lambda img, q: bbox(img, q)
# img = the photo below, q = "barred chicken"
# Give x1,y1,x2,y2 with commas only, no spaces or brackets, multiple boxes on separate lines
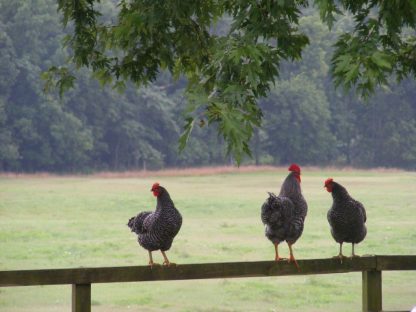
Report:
261,164,308,270
128,183,182,266
325,178,367,260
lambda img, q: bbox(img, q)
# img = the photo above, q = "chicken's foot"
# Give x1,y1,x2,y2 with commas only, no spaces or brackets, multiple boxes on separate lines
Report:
350,243,360,258
148,251,161,268
333,242,347,263
161,250,176,267
149,261,161,268
287,243,300,272
274,243,286,261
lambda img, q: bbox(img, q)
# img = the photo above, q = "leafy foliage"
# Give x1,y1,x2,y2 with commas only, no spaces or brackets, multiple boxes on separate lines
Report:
47,0,416,161
320,0,416,98
1,0,416,171
47,0,311,162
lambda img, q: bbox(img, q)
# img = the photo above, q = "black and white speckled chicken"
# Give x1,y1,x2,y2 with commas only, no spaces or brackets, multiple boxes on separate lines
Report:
325,178,367,260
261,164,308,270
128,183,182,266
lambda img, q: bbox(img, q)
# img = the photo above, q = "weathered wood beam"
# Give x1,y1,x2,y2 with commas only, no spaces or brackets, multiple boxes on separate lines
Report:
0,255,414,287
376,255,416,271
0,256,379,286
72,284,91,312
362,270,382,312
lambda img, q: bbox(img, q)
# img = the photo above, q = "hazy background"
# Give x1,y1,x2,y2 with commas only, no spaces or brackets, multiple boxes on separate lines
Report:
1,0,415,173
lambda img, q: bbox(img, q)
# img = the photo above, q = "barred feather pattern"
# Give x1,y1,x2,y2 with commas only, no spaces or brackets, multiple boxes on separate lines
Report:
327,182,367,244
127,186,182,252
261,172,308,245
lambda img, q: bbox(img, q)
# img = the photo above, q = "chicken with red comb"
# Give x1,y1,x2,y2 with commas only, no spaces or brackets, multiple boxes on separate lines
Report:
128,183,182,266
261,164,308,270
288,163,301,174
325,178,367,261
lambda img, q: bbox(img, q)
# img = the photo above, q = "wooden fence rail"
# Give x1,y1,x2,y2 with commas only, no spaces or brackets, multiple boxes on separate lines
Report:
0,255,415,312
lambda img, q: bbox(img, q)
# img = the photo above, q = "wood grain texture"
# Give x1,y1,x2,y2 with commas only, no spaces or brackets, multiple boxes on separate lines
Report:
1,255,414,312
362,270,382,312
72,284,91,312
1,255,414,287
376,255,416,271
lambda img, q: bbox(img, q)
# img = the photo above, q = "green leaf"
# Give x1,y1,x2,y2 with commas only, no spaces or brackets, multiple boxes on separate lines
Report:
334,54,353,74
370,51,393,70
344,63,360,83
41,66,75,98
178,117,195,152
56,74,76,98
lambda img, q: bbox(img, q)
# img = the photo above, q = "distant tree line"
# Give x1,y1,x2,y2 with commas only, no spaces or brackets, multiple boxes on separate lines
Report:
0,0,415,172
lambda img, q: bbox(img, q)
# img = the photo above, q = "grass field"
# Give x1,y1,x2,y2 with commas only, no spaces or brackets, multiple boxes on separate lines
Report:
0,167,415,311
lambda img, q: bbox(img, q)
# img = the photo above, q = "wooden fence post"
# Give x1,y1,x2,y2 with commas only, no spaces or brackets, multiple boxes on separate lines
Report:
362,270,382,312
72,284,91,312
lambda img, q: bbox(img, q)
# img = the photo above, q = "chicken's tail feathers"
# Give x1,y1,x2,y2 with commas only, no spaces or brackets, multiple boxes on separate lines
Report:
127,211,152,234
127,217,136,229
261,194,294,225
267,192,277,198
261,194,281,224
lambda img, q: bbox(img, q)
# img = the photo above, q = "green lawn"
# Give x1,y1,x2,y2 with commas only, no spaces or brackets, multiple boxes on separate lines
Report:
0,168,415,311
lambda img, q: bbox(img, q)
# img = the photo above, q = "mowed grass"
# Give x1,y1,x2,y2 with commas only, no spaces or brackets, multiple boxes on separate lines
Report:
0,167,415,312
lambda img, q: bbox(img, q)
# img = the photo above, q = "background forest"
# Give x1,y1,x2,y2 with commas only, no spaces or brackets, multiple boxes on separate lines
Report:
1,0,416,172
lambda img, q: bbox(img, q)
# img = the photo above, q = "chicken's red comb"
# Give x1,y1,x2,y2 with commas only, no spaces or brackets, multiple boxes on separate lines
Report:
151,182,160,189
288,163,301,173
324,178,333,187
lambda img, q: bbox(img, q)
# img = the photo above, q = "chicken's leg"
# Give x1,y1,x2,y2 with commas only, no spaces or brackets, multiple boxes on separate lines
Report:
274,243,285,261
148,251,160,268
333,242,346,263
351,243,360,257
161,250,176,266
287,243,300,271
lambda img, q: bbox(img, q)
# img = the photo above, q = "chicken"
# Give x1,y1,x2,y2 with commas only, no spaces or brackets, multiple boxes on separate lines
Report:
325,178,367,260
128,183,182,266
261,164,308,270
